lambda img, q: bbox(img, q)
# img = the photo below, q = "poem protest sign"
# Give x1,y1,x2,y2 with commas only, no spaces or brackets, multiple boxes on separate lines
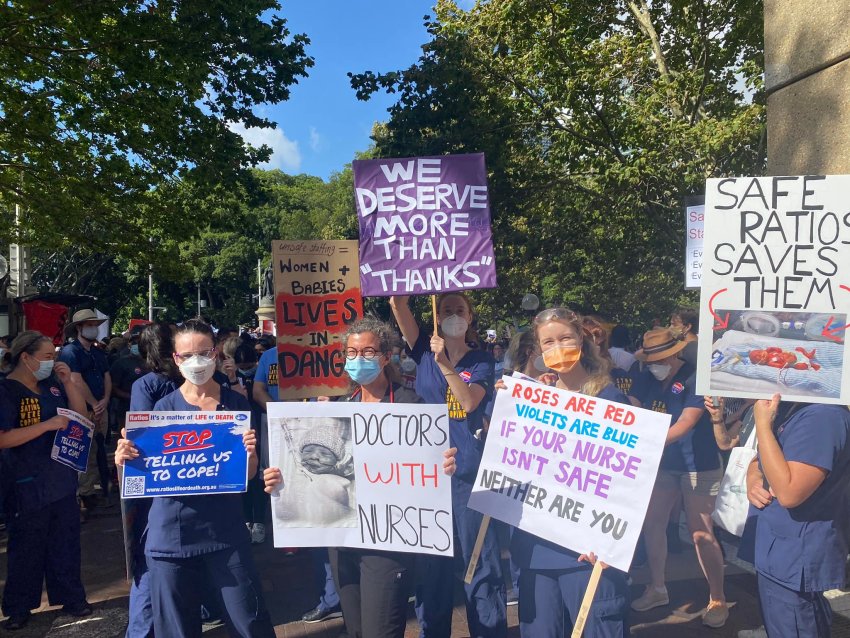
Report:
685,197,705,289
121,411,250,498
267,401,453,557
697,175,850,403
51,408,94,472
352,153,497,296
468,376,668,572
272,240,363,400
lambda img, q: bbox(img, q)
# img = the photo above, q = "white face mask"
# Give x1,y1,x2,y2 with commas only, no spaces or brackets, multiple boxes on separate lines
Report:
401,358,417,374
179,355,217,386
441,315,469,338
647,363,671,381
81,326,100,341
28,357,54,381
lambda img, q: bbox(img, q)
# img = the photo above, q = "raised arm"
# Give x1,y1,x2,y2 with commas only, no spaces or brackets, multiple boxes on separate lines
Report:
389,296,420,350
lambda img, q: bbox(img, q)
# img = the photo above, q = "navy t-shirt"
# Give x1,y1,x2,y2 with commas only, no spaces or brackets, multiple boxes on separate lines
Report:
0,377,79,513
130,372,181,412
144,387,251,557
409,332,494,481
755,404,850,592
511,383,629,570
641,363,720,472
58,339,109,401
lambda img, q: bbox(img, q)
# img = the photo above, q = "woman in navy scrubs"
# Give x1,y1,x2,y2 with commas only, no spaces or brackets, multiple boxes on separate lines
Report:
747,396,850,637
117,320,274,638
265,317,457,638
631,328,727,628
390,294,506,638
505,308,630,638
0,331,92,630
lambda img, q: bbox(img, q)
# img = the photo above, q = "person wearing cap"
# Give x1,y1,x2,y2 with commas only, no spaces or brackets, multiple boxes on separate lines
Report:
58,309,111,510
0,331,93,630
630,328,727,627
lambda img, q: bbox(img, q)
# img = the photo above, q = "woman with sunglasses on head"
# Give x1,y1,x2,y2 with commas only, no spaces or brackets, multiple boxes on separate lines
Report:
0,331,92,630
265,317,457,638
116,320,274,638
501,308,630,638
630,328,727,628
390,295,506,638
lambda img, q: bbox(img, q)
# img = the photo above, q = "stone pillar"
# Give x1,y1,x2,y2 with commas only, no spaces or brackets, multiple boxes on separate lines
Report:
765,1,850,175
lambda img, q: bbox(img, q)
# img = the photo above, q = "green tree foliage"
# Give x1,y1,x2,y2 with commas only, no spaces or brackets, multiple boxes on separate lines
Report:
350,0,765,330
0,0,312,256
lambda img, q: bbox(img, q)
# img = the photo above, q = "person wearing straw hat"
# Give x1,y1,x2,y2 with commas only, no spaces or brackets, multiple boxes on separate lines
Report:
58,309,111,511
630,328,728,628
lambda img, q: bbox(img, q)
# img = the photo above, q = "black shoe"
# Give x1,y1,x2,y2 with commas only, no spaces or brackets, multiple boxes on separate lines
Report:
3,612,31,630
302,605,342,623
62,602,93,617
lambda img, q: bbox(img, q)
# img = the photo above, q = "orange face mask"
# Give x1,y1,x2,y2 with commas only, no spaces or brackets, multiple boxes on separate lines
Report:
542,345,582,373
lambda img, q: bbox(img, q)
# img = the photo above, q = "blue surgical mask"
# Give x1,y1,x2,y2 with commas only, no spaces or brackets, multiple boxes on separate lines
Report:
130,344,140,356
391,354,401,365
344,357,383,385
238,366,257,378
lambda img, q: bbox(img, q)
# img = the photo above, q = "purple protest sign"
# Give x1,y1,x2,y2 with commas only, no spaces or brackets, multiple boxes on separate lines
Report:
353,153,497,296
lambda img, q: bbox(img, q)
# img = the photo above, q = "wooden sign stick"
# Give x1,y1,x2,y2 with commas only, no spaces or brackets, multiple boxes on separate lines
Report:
570,561,604,638
464,515,491,584
431,295,439,333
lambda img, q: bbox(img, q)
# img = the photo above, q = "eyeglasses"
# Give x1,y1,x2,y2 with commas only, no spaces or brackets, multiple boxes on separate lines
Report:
534,307,580,325
174,348,216,362
344,348,382,360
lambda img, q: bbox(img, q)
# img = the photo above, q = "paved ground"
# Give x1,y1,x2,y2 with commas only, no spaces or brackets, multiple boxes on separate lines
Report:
1,499,848,637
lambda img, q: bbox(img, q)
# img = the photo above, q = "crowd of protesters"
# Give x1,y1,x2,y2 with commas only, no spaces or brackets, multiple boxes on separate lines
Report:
0,297,845,638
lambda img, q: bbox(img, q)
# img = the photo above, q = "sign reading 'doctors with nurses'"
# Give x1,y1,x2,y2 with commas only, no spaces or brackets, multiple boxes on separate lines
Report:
468,376,668,572
685,198,705,289
267,401,453,557
352,153,498,296
51,408,94,472
696,175,850,404
121,411,250,498
272,240,363,400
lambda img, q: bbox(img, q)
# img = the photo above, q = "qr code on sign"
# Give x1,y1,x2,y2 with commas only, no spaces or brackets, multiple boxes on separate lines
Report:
124,476,146,496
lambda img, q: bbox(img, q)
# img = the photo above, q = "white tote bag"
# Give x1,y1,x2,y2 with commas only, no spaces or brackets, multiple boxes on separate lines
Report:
711,427,757,537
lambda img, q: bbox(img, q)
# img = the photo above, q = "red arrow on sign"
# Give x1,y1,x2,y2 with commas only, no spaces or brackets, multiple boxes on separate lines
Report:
821,316,850,342
709,288,730,330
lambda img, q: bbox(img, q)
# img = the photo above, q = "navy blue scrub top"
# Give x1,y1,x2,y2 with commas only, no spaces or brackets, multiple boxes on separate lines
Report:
641,362,720,473
409,332,494,481
755,404,850,592
58,339,109,401
130,372,181,412
511,384,629,570
0,377,78,514
144,387,251,557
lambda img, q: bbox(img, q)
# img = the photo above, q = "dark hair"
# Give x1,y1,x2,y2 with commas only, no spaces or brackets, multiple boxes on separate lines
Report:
257,335,276,351
139,322,180,381
10,331,53,368
504,331,537,376
177,319,216,342
234,343,258,365
672,307,699,335
610,325,630,348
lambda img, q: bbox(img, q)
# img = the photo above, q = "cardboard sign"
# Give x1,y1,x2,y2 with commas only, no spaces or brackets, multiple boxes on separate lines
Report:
121,411,250,498
353,153,497,295
51,408,94,472
267,401,453,557
468,376,668,572
696,175,850,403
685,198,705,289
272,240,363,400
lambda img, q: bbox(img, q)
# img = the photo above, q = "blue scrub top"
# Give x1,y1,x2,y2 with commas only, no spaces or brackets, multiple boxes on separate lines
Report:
640,362,720,473
255,347,279,403
144,387,252,557
409,332,494,481
0,377,79,514
511,383,629,570
58,339,109,401
130,372,181,411
755,404,850,592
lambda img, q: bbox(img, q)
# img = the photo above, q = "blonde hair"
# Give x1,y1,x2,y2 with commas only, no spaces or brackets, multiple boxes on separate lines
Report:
533,307,612,398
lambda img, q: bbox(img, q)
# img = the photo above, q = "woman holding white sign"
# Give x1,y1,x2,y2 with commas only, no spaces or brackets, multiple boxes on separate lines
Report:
116,320,274,638
264,318,457,638
390,294,507,638
631,328,727,628
500,308,631,638
0,331,92,630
